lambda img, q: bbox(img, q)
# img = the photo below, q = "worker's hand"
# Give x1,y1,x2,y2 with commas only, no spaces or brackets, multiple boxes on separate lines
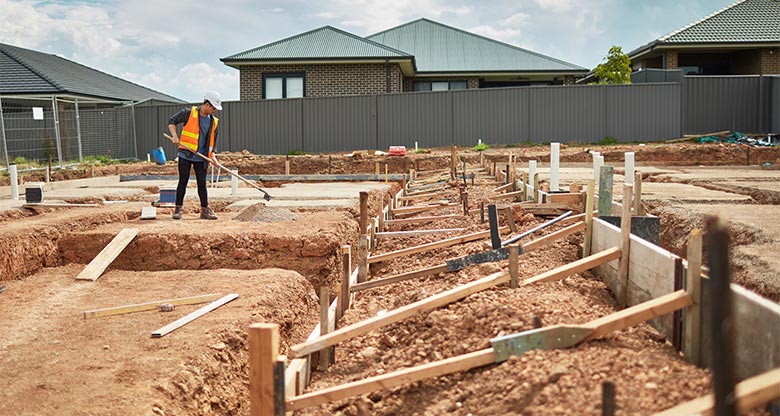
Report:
211,154,219,165
170,135,180,144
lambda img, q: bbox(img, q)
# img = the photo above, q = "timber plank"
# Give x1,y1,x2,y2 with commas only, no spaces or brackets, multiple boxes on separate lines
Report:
75,228,138,281
151,294,239,338
83,293,221,319
368,227,508,264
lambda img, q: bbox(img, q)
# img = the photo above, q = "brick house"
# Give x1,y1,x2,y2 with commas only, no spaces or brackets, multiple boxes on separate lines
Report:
221,19,587,100
628,0,780,75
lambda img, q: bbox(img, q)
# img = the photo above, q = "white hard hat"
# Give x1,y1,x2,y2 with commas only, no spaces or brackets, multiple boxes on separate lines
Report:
204,91,222,110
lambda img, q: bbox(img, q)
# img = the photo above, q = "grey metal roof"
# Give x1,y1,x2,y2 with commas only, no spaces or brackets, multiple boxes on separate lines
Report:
0,43,184,103
222,26,414,62
367,18,587,73
629,0,780,56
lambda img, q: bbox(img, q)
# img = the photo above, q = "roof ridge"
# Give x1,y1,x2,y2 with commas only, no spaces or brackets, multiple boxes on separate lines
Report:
367,17,429,38
370,18,585,70
222,25,412,61
658,0,748,41
0,43,63,91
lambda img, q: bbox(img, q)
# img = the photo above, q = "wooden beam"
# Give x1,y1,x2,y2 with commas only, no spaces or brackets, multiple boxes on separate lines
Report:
376,228,466,239
547,193,584,204
83,293,221,319
509,244,519,289
683,228,703,365
651,367,780,416
584,179,595,257
491,182,514,193
391,203,459,217
384,214,462,226
286,348,495,411
520,247,621,287
351,264,450,292
397,191,445,201
357,235,368,284
489,190,523,201
75,228,138,281
618,185,633,308
23,202,99,208
367,227,508,264
522,221,585,252
290,271,509,358
151,294,239,338
582,290,692,341
249,323,279,416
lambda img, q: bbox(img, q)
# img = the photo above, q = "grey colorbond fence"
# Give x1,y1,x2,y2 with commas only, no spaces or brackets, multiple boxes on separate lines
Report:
129,75,779,157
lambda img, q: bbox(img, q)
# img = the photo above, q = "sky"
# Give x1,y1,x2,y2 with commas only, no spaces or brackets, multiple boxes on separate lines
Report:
1,0,737,102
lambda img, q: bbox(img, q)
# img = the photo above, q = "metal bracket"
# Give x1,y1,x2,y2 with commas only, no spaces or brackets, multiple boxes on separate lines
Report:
490,325,593,363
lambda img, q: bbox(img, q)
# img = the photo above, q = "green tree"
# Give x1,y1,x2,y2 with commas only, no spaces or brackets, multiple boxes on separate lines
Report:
593,46,631,84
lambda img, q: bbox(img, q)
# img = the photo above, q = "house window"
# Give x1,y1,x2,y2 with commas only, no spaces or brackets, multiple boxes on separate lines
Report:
413,81,468,91
263,73,305,99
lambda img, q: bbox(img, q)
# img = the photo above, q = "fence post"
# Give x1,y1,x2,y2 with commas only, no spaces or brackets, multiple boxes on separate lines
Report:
51,95,63,168
0,94,9,170
75,98,83,162
249,323,279,416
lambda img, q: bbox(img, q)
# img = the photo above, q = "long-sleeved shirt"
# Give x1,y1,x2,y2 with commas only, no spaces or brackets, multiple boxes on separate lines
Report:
168,107,218,162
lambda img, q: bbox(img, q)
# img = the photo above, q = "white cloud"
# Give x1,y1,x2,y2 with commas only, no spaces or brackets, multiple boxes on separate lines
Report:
177,63,239,102
468,25,523,45
534,0,576,13
500,12,530,27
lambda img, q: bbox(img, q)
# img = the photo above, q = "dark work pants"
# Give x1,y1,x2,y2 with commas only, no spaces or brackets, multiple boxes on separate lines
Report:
176,158,209,207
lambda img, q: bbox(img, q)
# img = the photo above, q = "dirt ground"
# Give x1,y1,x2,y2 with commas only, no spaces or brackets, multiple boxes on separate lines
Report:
1,142,778,415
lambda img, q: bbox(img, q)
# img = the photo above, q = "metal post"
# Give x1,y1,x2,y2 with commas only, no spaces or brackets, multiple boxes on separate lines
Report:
131,102,138,160
51,96,63,168
75,98,83,162
0,94,9,170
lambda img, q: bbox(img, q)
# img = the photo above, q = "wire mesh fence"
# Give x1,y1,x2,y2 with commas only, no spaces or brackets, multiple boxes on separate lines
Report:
0,95,137,171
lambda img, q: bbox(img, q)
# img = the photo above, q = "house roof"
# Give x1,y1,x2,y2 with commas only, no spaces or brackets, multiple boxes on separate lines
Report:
0,43,184,103
629,0,780,57
367,18,587,73
221,26,414,63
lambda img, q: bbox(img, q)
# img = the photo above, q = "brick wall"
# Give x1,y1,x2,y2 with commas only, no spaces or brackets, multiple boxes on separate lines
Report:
239,63,402,100
665,51,678,69
761,48,780,75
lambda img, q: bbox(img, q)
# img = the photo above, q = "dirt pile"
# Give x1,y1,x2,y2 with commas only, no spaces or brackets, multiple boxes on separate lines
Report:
233,202,299,222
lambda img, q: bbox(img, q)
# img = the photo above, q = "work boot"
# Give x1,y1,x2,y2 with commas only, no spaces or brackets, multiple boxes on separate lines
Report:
172,206,182,220
200,206,218,220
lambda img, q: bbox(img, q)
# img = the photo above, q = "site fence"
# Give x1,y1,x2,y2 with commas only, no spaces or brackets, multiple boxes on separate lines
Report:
2,76,778,169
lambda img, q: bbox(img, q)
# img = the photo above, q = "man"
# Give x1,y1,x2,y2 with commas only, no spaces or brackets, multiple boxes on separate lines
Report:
167,91,222,220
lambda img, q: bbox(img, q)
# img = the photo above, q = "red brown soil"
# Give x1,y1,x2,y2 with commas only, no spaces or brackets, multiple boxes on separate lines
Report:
0,266,318,416
5,142,779,187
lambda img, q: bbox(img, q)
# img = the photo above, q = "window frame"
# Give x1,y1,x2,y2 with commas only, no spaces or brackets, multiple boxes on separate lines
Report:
413,80,469,92
262,72,306,99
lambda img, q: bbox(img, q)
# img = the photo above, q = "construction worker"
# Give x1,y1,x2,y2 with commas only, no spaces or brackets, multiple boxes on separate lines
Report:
167,91,222,220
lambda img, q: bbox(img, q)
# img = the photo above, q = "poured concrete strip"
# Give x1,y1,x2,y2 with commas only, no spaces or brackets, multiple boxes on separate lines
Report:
120,174,405,182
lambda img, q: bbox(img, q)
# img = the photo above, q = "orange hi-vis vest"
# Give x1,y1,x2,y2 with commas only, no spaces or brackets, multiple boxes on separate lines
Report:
179,106,218,158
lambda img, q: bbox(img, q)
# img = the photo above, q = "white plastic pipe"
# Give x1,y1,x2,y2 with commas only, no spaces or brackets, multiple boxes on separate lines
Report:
625,152,635,185
528,160,537,182
415,141,418,152
231,168,238,195
595,155,604,185
9,164,19,200
550,142,560,192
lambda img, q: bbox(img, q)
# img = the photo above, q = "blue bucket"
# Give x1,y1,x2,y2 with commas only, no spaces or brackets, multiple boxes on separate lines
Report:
152,147,167,165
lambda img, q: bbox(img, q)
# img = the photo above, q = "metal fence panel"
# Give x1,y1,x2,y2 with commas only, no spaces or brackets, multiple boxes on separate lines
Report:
771,76,780,134
451,87,530,145
76,106,136,159
134,103,187,162
0,97,58,164
302,95,375,153
529,85,606,142
683,76,762,134
221,99,302,155
376,91,452,149
606,83,682,141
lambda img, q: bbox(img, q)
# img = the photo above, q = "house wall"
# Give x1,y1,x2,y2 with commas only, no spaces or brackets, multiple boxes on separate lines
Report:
239,63,403,100
761,48,780,74
665,51,678,69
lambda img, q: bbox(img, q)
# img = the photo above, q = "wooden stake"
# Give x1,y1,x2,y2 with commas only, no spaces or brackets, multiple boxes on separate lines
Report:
521,171,527,201
401,174,407,196
357,235,368,284
584,179,595,257
683,229,702,365
509,244,519,289
480,201,485,223
285,160,290,175
706,218,736,416
359,191,368,235
533,173,540,203
634,171,644,215
488,204,501,249
339,245,351,319
274,356,286,416
249,323,279,416
319,287,331,371
385,164,388,182
450,145,457,179
617,184,633,308
503,207,517,233
598,166,614,217
378,195,385,232
602,381,616,416
375,162,380,175
463,191,469,216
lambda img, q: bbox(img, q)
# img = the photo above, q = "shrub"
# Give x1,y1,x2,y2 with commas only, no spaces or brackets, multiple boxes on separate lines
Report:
472,142,489,152
597,136,617,145
287,149,305,156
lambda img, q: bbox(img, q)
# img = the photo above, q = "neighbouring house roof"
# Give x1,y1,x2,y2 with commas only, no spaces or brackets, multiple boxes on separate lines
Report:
629,0,780,58
221,26,415,63
0,43,184,103
367,18,587,74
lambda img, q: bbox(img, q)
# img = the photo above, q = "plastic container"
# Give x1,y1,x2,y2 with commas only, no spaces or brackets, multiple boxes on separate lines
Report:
152,147,167,165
